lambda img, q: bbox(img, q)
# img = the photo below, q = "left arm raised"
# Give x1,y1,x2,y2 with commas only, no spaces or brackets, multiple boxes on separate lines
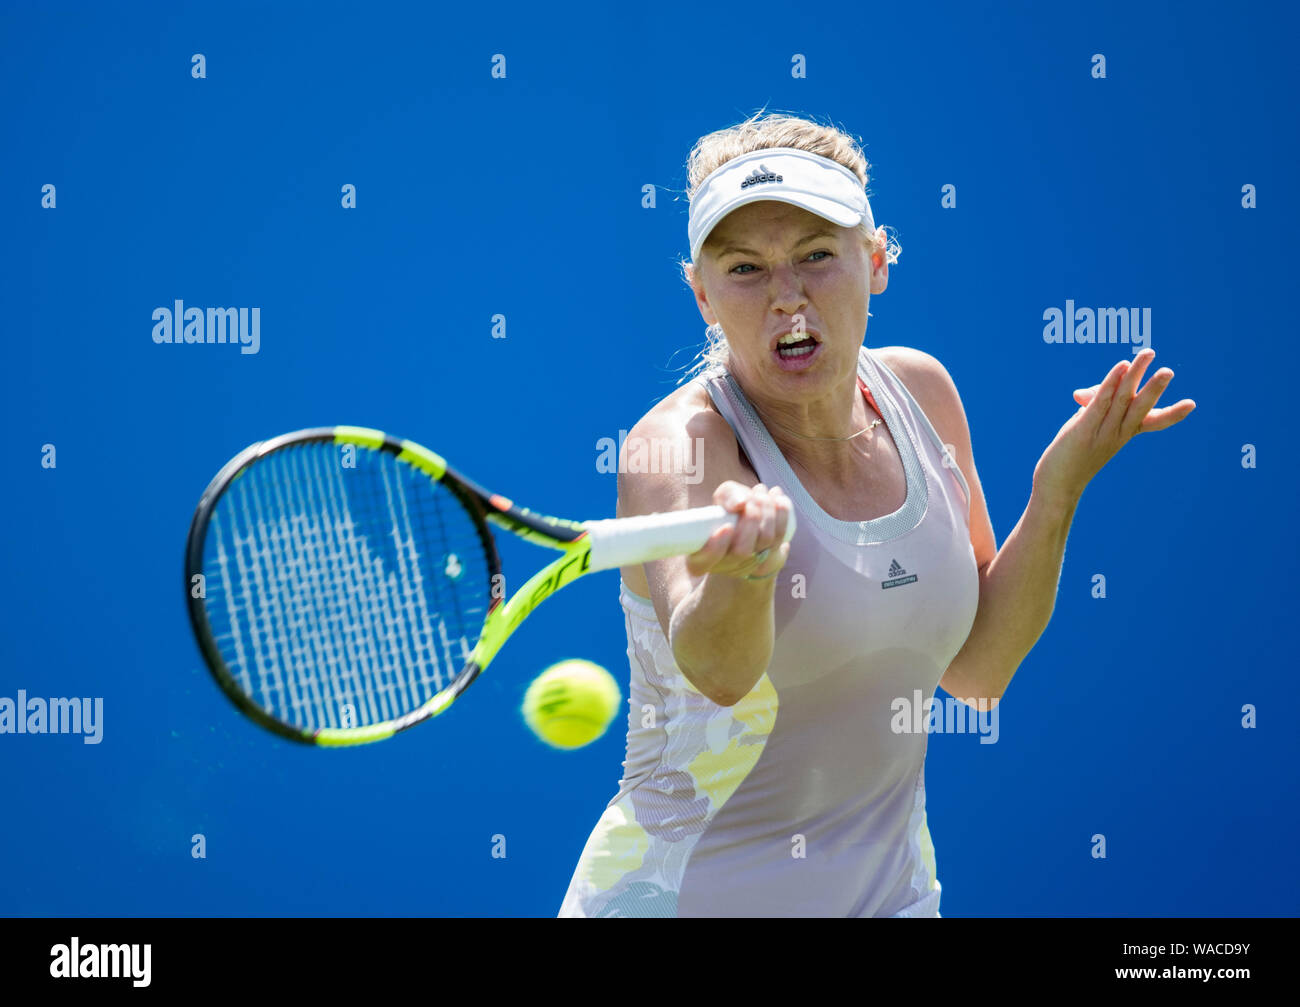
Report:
942,475,1078,709
875,347,1192,707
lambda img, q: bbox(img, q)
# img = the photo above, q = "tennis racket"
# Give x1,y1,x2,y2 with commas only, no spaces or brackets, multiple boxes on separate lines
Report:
184,425,795,747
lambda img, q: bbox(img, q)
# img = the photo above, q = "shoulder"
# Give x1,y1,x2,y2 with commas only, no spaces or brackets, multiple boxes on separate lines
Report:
871,344,968,430
873,344,959,399
616,374,754,518
624,375,737,448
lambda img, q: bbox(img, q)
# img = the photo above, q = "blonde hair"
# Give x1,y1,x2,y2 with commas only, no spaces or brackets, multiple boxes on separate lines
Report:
676,109,901,383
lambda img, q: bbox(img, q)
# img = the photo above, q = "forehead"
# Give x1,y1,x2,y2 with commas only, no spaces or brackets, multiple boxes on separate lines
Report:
706,201,844,249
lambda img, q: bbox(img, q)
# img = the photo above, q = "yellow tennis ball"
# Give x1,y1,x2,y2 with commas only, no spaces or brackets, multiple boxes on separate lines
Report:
522,659,622,750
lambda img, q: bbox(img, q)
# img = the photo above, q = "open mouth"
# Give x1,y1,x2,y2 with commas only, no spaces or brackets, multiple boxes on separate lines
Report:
773,330,822,371
777,335,818,358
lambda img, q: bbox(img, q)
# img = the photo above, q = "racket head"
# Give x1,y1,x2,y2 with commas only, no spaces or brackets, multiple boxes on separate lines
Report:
184,427,501,746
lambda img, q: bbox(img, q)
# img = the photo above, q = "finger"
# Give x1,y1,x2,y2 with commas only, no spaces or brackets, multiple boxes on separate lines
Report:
748,541,789,580
714,480,747,513
1086,359,1130,425
745,485,776,554
1101,349,1154,440
1084,359,1130,432
1119,348,1154,401
730,487,765,557
753,484,777,550
685,523,734,576
1139,398,1196,433
770,486,791,543
1121,365,1173,438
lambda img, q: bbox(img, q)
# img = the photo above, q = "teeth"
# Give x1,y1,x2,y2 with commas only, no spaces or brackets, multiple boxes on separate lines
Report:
777,332,812,345
779,345,814,357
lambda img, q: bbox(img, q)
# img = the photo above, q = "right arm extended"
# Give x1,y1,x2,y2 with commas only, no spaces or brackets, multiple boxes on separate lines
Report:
617,408,793,706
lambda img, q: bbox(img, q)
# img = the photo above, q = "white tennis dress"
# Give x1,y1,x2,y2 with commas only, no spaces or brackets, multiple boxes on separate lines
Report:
558,344,979,917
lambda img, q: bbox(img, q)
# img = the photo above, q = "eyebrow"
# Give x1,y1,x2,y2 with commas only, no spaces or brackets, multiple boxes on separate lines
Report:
713,227,839,258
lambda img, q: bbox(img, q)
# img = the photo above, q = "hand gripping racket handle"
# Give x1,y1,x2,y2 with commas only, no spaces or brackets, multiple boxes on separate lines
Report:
584,503,797,573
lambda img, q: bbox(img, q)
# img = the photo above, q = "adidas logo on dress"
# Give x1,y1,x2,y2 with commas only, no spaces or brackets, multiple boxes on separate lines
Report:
882,558,918,590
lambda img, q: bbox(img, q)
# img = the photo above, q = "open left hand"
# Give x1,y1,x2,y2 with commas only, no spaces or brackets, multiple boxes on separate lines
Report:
1033,348,1196,505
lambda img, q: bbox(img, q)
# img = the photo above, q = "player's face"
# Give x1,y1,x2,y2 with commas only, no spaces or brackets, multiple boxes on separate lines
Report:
692,201,883,396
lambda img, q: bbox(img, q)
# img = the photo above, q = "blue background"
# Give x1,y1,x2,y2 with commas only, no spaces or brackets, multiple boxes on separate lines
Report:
2,0,1296,917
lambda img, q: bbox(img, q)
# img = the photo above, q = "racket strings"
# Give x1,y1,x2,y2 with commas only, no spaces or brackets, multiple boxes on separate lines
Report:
203,442,491,731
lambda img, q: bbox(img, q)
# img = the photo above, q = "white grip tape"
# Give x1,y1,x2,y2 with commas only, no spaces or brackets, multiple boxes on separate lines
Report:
584,504,797,573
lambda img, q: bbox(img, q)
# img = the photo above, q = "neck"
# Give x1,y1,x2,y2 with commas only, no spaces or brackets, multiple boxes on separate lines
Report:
734,367,881,475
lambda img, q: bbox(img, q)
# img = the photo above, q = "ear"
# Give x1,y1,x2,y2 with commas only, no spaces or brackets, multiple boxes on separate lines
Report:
869,229,889,295
688,261,719,325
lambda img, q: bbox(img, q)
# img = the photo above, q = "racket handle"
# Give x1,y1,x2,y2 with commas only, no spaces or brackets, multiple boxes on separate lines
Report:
584,503,797,573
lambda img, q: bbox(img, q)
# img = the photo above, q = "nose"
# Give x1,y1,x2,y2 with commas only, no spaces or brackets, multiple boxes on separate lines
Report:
767,262,808,315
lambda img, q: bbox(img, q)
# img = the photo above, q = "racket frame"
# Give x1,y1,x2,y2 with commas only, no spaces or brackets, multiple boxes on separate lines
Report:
184,426,595,747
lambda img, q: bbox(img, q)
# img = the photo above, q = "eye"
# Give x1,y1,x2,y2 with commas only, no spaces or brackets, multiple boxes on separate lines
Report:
729,262,758,275
806,249,832,262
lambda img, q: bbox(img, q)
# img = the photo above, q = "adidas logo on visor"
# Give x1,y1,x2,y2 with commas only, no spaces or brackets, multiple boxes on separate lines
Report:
740,164,783,189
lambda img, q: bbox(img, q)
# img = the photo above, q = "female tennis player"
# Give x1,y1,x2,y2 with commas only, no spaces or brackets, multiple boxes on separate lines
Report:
557,111,1194,918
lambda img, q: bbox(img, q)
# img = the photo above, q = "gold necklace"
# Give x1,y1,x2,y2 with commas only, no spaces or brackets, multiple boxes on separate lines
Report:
756,408,883,442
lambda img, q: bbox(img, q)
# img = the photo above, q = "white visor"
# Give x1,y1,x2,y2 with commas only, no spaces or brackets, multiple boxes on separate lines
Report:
687,147,875,263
